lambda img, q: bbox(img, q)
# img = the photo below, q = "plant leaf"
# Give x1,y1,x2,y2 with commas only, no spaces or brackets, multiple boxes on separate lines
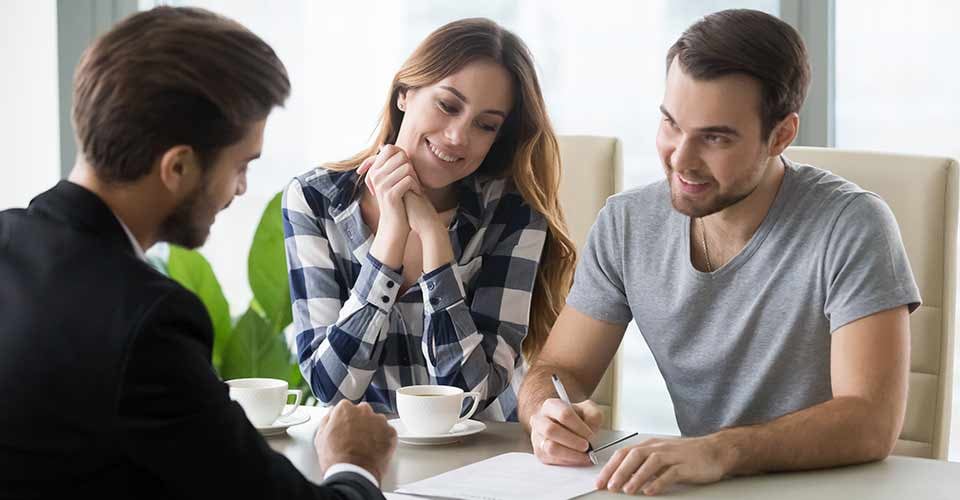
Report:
167,245,232,373
248,192,293,332
288,363,306,393
219,308,292,381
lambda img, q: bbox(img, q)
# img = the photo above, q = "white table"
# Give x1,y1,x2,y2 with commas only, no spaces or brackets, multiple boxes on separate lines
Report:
267,406,960,499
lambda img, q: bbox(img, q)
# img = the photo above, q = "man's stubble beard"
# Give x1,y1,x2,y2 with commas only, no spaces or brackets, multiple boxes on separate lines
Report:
156,181,212,249
668,176,756,219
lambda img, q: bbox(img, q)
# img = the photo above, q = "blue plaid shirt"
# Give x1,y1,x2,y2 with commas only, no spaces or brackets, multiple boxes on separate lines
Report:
282,167,547,421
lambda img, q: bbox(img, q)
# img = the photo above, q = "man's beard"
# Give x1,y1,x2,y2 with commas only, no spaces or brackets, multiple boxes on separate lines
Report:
156,182,212,249
667,168,759,218
669,185,754,218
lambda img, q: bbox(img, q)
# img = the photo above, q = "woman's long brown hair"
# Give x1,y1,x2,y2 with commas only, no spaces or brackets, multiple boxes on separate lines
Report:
326,18,576,362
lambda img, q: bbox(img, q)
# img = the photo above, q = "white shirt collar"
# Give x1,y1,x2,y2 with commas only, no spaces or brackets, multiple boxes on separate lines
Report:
111,211,147,261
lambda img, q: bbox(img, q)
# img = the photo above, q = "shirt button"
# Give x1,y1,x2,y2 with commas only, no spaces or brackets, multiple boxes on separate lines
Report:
386,281,395,288
381,296,390,303
427,282,436,291
429,297,440,306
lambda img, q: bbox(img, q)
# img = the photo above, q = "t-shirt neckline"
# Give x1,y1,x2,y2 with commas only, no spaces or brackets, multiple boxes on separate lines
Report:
682,156,797,279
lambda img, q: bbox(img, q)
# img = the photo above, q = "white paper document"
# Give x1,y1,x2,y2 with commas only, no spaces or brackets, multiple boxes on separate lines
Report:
395,452,603,500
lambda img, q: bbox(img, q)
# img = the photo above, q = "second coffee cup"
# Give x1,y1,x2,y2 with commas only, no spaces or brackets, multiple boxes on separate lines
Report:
396,385,480,436
226,377,302,427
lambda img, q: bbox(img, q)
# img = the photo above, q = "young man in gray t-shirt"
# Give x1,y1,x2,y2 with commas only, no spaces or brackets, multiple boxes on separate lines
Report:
519,9,920,496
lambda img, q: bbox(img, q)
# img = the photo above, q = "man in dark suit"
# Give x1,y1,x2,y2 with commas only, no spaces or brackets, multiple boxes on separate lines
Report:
0,7,395,499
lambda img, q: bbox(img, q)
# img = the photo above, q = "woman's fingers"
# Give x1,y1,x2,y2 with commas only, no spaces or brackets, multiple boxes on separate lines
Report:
356,155,376,176
376,148,409,176
379,163,418,195
369,145,407,179
365,148,403,197
386,176,422,204
367,146,420,201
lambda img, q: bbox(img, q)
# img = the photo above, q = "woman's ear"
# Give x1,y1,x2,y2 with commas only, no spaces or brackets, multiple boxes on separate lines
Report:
157,145,202,199
397,88,408,112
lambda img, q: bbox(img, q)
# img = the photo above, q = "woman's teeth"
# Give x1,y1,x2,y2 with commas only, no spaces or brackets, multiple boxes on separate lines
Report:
428,141,460,163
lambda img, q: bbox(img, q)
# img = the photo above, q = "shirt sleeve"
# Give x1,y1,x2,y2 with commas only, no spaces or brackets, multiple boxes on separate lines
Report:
324,463,379,487
822,193,922,332
282,178,401,405
418,197,547,411
565,199,633,324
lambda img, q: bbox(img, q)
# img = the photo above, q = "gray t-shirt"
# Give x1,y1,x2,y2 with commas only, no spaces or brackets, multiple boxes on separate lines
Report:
567,159,921,437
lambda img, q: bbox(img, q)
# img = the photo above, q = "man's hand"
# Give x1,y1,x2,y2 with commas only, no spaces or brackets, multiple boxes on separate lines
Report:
595,435,733,496
529,398,604,466
315,400,397,482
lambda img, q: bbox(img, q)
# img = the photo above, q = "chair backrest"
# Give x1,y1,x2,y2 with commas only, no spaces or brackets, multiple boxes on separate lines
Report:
786,146,958,459
556,135,623,427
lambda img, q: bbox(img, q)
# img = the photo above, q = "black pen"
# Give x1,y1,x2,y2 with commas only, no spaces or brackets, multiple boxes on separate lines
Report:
591,432,639,455
551,373,598,463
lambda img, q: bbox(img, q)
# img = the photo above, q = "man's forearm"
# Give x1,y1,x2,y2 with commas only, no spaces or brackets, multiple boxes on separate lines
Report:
518,363,589,432
714,395,901,476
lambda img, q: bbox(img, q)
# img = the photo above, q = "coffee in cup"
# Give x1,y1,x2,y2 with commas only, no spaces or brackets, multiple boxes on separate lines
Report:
396,385,480,435
226,378,302,427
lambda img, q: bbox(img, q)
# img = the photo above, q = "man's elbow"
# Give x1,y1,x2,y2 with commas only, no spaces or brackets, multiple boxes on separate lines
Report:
861,410,904,462
862,432,897,462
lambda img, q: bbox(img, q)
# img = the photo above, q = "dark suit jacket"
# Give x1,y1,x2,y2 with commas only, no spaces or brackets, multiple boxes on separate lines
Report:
0,181,384,500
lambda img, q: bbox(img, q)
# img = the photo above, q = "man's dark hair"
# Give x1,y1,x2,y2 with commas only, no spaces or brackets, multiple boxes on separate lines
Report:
72,6,290,182
666,9,810,140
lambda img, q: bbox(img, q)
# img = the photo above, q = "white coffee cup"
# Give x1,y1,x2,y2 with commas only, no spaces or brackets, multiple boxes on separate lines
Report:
226,378,302,427
396,385,481,436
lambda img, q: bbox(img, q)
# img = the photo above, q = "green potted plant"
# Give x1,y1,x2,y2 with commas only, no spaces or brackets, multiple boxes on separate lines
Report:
150,192,307,393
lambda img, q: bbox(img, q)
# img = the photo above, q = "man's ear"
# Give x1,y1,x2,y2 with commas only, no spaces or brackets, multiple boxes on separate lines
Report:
767,112,799,157
158,145,202,199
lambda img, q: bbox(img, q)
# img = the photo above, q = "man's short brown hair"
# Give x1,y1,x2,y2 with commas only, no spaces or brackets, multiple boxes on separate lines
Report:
72,6,290,182
667,9,810,140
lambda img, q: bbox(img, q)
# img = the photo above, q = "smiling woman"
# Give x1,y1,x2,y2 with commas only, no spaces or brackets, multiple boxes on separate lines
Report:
281,17,576,423
393,58,513,193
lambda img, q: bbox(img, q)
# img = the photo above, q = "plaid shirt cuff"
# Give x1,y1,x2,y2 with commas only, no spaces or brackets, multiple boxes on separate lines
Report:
354,253,403,313
420,262,466,314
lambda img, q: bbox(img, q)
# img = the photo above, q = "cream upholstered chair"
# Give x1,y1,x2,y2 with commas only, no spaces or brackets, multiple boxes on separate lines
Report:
786,146,958,459
556,135,623,428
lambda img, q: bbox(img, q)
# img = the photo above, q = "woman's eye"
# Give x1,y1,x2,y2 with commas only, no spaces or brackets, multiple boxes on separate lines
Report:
437,100,456,114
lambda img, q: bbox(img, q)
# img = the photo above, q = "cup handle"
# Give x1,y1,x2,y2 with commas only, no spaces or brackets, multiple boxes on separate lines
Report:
280,389,303,417
458,392,481,423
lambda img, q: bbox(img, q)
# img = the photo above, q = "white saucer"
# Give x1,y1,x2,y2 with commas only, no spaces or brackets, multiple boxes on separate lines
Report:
388,418,486,445
256,409,311,437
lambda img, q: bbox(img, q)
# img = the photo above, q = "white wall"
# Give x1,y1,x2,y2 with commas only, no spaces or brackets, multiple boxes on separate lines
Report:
0,0,60,210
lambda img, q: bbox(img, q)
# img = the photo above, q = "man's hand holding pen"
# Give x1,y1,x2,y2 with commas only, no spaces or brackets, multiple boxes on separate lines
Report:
529,397,604,466
528,374,604,466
